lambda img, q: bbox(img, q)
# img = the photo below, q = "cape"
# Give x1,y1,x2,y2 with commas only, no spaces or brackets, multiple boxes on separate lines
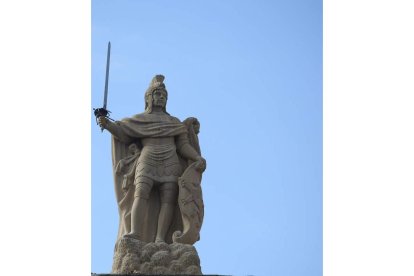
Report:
110,113,204,244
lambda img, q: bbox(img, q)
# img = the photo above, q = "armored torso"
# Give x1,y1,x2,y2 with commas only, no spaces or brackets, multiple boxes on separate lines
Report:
135,136,182,183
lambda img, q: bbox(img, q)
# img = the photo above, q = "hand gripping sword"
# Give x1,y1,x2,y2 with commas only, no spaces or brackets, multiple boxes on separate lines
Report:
94,41,113,132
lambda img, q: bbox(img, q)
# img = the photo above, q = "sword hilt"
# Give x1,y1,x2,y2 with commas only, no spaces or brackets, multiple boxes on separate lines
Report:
93,107,112,132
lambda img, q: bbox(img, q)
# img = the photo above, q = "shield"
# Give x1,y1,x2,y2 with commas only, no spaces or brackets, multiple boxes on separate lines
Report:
173,162,204,244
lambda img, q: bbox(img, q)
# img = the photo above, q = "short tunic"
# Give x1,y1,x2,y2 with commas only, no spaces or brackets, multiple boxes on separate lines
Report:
134,139,183,184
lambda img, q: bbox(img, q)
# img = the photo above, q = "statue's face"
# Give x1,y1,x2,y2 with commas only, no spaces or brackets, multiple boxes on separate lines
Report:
152,89,167,108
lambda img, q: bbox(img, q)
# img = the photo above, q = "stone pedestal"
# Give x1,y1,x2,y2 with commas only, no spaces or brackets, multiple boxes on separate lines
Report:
112,237,202,275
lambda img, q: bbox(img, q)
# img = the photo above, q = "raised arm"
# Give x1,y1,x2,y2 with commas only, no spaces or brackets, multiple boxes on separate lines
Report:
98,116,133,144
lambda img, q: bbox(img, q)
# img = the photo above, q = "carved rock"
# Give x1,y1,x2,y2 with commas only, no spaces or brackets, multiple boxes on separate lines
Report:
112,237,202,275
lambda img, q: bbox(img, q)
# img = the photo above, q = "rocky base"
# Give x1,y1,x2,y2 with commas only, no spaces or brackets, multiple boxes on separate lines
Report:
112,237,202,275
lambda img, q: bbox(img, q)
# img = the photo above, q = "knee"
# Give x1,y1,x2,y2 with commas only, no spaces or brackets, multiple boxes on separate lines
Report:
134,178,153,199
159,183,178,204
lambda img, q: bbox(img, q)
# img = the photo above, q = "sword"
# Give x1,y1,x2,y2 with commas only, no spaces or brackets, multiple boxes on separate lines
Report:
94,41,112,132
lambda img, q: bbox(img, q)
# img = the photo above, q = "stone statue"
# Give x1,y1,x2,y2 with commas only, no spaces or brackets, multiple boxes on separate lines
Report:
97,75,206,274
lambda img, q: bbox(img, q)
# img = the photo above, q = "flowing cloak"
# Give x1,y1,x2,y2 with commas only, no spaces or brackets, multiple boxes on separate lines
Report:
111,113,203,244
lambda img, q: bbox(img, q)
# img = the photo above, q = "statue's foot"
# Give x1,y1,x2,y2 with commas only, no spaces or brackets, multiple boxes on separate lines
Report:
155,238,166,243
123,233,141,240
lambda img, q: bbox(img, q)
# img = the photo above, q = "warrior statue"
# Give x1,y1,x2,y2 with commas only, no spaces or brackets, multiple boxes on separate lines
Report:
97,75,206,245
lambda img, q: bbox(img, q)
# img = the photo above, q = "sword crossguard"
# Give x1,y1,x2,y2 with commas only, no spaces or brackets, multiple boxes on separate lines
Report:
93,107,113,132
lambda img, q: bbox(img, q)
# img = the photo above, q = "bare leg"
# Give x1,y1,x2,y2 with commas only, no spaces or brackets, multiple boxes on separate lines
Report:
124,178,152,240
155,182,178,243
155,203,175,242
125,197,149,240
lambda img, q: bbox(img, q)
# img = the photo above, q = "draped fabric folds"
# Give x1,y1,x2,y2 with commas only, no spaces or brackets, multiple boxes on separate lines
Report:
110,113,203,244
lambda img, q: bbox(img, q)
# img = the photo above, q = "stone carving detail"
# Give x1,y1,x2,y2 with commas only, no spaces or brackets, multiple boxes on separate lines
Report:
173,162,204,244
112,237,202,275
97,75,206,274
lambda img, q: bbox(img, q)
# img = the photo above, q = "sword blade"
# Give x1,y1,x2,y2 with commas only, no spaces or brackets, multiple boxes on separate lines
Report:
103,41,111,109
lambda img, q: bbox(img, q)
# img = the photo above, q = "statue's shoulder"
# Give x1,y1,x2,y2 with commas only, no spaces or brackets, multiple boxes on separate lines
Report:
121,112,183,124
120,112,149,122
168,115,182,124
131,112,147,119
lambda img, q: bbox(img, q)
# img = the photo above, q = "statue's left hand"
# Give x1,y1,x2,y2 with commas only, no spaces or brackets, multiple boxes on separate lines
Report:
195,156,207,172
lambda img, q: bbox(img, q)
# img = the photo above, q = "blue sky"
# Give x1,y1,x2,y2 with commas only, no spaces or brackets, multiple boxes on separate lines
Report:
1,1,413,276
1,1,414,276
92,1,322,275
